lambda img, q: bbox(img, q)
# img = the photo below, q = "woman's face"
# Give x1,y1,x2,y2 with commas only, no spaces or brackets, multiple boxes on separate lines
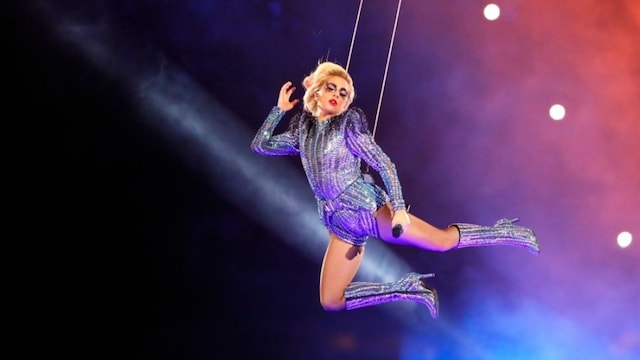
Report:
315,75,351,120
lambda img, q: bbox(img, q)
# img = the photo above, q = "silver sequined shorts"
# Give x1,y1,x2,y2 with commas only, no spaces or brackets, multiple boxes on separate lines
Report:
318,179,389,246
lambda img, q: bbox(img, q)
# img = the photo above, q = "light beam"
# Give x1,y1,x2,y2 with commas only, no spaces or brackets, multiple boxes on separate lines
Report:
28,0,443,327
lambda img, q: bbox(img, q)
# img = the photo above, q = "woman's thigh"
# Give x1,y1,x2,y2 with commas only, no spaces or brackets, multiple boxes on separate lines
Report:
375,202,458,250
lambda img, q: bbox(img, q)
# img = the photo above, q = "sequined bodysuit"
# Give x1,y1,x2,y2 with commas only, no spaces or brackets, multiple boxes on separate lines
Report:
251,106,406,246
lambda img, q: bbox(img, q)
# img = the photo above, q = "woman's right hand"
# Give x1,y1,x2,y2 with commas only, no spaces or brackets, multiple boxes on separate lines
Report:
277,81,300,112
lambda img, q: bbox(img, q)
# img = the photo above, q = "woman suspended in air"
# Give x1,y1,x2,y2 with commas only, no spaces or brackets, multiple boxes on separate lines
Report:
251,61,539,318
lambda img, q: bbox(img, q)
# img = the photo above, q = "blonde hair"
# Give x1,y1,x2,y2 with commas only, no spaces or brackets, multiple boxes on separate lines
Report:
302,61,355,114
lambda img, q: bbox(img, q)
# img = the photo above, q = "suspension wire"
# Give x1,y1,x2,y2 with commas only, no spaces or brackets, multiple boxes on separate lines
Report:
345,0,403,183
345,0,364,72
346,0,402,138
354,0,402,178
372,0,402,139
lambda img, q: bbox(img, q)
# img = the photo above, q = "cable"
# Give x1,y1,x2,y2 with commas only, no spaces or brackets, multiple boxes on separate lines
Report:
345,0,364,72
372,0,402,138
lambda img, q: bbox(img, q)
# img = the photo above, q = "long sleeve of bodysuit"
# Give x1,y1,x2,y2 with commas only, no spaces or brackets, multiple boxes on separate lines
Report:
344,109,406,212
250,106,300,156
252,106,405,213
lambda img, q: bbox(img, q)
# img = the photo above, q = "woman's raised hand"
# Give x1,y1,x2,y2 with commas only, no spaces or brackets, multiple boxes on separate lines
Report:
277,81,300,112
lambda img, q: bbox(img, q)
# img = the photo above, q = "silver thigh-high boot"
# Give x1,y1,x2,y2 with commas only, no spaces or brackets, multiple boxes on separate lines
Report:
450,218,540,254
344,272,439,318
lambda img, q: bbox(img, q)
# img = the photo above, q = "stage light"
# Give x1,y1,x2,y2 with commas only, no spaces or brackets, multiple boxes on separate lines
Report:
617,231,632,248
484,4,501,21
549,104,566,121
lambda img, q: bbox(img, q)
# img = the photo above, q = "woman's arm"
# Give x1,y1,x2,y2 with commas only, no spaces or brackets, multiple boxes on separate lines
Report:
251,81,301,156
344,108,406,212
344,108,410,234
250,106,300,156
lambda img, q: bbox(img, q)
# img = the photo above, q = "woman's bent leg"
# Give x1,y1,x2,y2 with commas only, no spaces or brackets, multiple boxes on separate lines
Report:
318,231,439,317
319,231,364,311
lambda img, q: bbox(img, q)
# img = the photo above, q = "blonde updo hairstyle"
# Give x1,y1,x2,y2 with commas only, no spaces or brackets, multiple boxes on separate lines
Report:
302,61,355,115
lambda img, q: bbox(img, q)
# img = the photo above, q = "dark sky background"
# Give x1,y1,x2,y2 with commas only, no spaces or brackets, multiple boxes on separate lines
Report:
9,1,639,359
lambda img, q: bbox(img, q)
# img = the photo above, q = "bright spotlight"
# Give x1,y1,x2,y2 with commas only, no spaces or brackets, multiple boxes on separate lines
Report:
617,231,632,248
549,104,566,121
484,4,501,21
